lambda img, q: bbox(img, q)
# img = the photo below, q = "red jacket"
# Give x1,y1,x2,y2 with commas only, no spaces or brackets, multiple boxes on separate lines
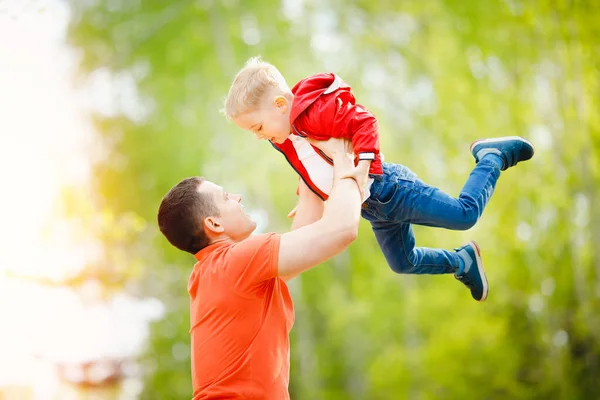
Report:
287,73,383,176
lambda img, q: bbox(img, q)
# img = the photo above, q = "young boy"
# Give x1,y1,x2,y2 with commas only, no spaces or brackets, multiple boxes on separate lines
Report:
222,57,534,302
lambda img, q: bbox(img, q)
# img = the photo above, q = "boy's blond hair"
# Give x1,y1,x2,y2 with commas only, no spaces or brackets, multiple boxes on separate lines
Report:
223,57,291,119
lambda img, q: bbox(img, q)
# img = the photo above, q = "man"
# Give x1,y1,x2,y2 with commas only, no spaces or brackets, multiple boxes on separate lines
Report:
157,138,364,399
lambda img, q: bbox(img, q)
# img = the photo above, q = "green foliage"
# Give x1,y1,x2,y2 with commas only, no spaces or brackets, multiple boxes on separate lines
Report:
66,0,600,398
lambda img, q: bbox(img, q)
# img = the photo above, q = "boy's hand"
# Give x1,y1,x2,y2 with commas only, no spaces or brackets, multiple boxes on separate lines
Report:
342,160,371,200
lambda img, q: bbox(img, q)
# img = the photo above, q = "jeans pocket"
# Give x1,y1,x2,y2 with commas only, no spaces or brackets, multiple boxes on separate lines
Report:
374,182,399,205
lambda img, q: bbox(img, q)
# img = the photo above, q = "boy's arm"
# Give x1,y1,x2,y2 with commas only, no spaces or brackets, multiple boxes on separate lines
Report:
298,85,383,176
340,100,381,175
278,139,364,280
290,179,325,231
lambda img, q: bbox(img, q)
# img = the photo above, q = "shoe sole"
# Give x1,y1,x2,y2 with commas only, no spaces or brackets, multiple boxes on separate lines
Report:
469,241,488,302
470,136,536,158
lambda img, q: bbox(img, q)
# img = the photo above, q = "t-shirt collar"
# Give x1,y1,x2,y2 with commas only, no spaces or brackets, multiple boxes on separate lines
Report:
194,240,230,261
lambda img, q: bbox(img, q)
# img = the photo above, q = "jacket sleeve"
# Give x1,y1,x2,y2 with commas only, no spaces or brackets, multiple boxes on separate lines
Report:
296,90,383,175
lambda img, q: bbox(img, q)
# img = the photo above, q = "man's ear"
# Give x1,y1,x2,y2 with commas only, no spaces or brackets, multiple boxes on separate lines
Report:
204,216,224,235
274,95,288,113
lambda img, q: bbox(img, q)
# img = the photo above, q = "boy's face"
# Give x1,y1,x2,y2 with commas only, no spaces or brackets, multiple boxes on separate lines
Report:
233,91,291,144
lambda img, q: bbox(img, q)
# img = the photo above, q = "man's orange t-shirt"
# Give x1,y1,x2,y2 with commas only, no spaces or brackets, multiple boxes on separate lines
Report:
188,233,295,400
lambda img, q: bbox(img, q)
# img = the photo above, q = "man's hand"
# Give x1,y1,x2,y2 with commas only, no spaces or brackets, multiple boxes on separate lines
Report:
307,137,369,199
306,137,353,159
287,205,297,219
341,160,371,200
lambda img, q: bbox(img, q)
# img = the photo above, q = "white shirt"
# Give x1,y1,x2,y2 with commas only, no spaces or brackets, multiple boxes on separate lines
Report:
289,135,374,202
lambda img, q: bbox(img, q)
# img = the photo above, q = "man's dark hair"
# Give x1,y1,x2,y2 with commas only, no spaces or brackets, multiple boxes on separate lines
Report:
157,177,220,254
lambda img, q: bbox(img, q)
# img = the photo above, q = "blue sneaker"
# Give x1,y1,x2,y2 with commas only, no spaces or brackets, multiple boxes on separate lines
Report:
470,136,534,171
454,241,488,302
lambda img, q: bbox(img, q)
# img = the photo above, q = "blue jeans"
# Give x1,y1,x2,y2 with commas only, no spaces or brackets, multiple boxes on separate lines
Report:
361,160,501,274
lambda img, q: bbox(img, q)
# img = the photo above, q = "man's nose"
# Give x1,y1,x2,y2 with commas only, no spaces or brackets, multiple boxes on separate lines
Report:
232,194,242,203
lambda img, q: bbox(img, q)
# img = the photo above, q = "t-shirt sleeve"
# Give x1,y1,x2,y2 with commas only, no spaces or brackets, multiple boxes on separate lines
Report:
225,233,281,297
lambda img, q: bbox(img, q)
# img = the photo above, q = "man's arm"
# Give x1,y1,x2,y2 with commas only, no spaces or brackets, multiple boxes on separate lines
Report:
278,139,364,278
281,180,325,281
290,180,325,231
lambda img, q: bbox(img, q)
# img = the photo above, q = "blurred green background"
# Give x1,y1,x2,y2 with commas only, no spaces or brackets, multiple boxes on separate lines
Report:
37,0,600,398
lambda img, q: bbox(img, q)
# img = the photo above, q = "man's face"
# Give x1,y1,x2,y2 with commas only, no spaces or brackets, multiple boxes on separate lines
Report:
233,91,292,144
198,181,256,242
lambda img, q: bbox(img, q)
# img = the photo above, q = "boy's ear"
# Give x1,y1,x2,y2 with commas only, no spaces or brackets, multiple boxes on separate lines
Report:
204,216,224,235
274,95,288,113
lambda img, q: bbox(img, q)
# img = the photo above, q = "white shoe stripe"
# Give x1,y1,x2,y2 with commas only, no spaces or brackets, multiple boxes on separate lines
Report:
470,136,533,153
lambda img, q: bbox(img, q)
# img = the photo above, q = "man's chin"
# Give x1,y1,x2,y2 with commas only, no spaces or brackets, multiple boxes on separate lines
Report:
244,221,258,238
